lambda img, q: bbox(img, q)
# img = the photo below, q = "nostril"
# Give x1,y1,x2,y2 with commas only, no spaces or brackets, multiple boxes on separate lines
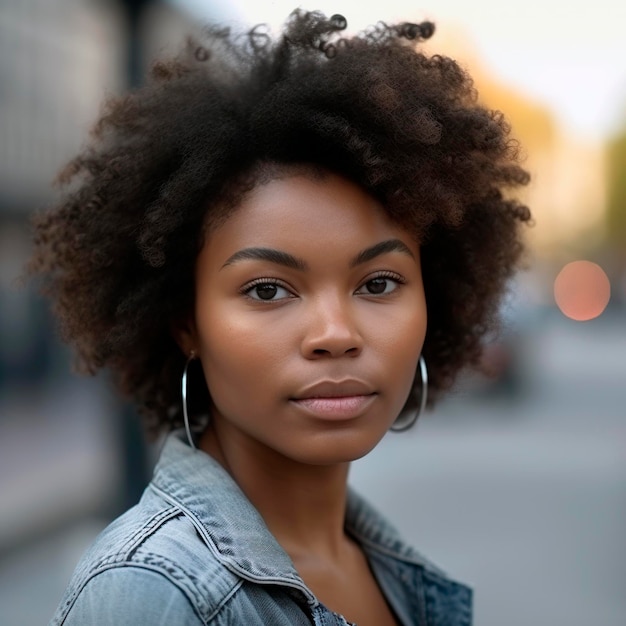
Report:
310,345,360,358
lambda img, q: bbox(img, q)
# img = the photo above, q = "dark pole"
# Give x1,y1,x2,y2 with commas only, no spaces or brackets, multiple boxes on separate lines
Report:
122,0,151,88
112,0,155,514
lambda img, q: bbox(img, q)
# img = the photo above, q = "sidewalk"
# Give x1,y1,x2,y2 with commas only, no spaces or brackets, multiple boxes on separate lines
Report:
0,377,119,553
0,518,107,625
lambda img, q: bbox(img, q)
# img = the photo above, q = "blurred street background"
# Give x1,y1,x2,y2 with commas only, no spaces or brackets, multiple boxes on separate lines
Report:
1,1,625,625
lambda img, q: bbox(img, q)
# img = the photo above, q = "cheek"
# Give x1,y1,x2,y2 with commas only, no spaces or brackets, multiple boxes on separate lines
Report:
194,307,285,402
372,303,427,385
370,291,426,349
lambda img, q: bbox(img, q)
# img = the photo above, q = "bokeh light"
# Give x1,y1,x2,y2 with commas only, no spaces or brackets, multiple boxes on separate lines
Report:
554,260,611,321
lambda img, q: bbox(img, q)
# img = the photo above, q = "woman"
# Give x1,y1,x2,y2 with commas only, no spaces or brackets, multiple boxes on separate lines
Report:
30,10,531,625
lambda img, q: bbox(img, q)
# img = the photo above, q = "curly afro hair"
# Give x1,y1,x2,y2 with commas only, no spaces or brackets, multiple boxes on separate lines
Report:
28,10,531,437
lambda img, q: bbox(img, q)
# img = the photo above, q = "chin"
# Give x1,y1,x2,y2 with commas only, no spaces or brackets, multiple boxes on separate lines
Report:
288,430,385,466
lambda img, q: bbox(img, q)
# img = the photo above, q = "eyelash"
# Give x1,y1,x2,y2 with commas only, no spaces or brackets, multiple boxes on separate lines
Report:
240,277,294,301
240,271,406,302
357,271,406,294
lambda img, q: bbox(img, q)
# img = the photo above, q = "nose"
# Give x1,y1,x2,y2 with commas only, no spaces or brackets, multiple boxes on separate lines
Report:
300,295,364,359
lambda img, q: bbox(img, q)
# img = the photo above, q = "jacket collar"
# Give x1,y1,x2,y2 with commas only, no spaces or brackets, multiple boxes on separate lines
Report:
150,431,439,588
150,432,307,590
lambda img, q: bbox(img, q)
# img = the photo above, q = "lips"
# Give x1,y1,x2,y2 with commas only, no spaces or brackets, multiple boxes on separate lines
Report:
290,380,377,420
292,379,375,400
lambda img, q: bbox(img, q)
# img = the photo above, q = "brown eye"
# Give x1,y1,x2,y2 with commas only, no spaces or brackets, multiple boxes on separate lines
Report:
365,278,388,294
355,274,403,296
244,281,292,301
254,284,278,300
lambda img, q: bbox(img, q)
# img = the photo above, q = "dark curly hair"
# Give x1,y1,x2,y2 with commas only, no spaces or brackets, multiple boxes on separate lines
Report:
28,10,531,437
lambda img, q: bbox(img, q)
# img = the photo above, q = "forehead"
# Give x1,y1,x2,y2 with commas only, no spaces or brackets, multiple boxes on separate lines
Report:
206,169,410,250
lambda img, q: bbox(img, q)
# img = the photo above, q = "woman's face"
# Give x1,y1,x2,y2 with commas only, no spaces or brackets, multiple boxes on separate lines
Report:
184,169,426,466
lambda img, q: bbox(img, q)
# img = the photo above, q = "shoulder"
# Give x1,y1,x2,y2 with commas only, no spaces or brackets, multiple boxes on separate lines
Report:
51,487,241,626
52,566,202,626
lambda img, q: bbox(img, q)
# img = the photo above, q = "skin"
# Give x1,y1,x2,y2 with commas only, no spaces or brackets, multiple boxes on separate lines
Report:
176,167,427,625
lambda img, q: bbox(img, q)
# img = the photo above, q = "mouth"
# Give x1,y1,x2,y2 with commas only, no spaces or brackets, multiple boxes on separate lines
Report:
291,395,377,419
290,380,377,420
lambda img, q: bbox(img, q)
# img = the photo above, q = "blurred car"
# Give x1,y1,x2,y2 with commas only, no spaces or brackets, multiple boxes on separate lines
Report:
460,270,548,401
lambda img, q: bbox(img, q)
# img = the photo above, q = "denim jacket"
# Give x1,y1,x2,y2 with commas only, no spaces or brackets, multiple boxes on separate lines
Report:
50,432,472,625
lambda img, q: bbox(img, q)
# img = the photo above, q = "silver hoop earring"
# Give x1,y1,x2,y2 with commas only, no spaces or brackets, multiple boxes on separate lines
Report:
182,353,197,450
391,355,428,432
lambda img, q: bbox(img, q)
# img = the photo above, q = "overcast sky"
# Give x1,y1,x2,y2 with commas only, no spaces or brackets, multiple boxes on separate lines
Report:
172,0,626,141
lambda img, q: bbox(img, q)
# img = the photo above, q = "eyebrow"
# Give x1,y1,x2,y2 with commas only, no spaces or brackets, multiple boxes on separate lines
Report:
221,238,415,271
221,247,308,271
349,239,415,267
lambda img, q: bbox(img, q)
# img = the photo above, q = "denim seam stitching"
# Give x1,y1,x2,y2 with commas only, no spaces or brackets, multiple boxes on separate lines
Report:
149,482,317,603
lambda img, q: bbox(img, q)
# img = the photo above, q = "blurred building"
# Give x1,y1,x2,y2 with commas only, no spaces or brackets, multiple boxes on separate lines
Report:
1,0,119,208
1,0,115,391
0,0,200,549
0,0,201,382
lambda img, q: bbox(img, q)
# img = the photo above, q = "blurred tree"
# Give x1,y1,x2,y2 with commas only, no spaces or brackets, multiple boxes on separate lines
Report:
606,124,626,252
476,76,555,155
423,26,556,155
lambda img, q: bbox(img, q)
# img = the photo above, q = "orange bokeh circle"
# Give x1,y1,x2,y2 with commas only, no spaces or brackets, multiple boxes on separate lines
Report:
553,260,611,321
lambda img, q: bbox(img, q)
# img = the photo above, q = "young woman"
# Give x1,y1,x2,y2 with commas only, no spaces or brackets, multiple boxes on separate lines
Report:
30,10,531,625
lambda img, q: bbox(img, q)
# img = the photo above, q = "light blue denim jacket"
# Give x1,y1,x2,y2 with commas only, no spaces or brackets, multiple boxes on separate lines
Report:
50,432,472,625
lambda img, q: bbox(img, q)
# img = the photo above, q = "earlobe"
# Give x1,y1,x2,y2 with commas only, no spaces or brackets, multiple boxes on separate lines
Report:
170,316,198,357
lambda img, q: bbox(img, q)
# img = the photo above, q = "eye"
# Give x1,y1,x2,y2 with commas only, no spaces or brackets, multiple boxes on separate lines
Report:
243,280,293,301
356,273,403,296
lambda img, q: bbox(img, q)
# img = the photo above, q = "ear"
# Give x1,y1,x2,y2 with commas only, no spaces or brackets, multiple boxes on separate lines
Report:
170,315,198,358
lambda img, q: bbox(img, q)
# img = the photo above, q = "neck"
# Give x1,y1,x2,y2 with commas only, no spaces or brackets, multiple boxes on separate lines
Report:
199,424,351,560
